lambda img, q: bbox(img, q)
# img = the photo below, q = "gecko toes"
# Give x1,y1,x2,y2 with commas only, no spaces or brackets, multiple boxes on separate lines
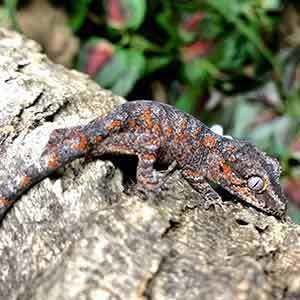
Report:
203,191,223,210
125,182,163,200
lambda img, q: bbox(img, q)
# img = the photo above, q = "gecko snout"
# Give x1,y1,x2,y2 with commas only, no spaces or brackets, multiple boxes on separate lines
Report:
266,196,287,218
276,200,287,217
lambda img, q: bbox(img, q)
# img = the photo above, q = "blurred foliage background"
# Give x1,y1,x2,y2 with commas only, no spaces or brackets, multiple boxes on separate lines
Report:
1,0,300,220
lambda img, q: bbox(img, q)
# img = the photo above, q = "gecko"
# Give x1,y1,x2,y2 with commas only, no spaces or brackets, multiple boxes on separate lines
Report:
0,100,287,221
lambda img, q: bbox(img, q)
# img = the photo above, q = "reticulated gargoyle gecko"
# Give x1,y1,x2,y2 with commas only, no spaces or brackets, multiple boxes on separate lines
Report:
0,100,287,221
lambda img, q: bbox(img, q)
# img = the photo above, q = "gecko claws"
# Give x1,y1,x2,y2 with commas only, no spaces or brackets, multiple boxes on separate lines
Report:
202,191,224,211
125,178,167,200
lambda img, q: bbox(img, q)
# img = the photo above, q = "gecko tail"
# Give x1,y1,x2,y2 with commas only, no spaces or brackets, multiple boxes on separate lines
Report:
0,161,51,222
42,126,90,167
0,203,10,222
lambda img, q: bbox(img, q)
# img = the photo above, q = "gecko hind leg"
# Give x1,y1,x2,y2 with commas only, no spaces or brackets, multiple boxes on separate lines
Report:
182,168,223,210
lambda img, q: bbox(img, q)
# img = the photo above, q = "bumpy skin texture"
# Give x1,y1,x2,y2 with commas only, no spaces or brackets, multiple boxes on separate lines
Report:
0,100,287,220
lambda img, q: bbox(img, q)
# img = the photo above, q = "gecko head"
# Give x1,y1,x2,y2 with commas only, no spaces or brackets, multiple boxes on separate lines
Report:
219,140,287,218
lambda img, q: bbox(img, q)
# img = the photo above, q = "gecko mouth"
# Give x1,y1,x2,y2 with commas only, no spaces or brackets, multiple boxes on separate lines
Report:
253,189,287,217
242,195,286,218
215,184,287,218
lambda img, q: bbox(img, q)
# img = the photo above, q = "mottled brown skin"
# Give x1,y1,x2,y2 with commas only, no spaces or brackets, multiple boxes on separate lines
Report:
0,101,287,220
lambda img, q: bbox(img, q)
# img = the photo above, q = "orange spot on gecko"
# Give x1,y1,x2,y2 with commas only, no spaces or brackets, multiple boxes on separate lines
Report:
20,175,31,189
94,136,104,143
152,138,160,147
141,109,153,129
174,119,188,144
222,163,232,177
152,123,161,135
48,153,61,170
220,161,242,185
203,135,217,148
105,144,135,155
179,119,188,130
173,133,182,144
72,134,88,151
127,119,136,128
184,169,201,178
142,153,156,161
225,145,236,152
174,132,189,144
192,127,202,138
0,198,12,206
165,127,173,137
107,120,122,131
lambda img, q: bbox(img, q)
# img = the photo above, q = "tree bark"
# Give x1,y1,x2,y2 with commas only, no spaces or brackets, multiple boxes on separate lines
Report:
0,29,299,300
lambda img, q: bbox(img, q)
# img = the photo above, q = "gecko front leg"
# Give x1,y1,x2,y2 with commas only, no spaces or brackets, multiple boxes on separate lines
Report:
182,168,222,209
137,155,177,190
134,130,178,193
135,133,165,193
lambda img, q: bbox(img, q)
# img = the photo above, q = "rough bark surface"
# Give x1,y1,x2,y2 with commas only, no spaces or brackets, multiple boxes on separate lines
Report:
0,29,300,300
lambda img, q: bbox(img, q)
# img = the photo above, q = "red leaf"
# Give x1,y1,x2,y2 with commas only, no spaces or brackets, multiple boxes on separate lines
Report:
284,178,300,207
181,12,205,32
290,132,300,154
181,40,213,62
85,41,114,76
106,0,126,29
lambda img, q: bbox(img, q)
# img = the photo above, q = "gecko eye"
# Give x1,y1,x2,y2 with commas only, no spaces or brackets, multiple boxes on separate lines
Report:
247,176,265,192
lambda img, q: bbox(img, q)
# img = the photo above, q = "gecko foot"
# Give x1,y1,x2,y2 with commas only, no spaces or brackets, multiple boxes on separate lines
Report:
203,190,224,211
125,181,163,200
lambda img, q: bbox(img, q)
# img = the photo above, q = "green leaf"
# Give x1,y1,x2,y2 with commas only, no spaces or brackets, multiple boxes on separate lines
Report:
184,59,218,83
79,39,145,96
77,37,98,70
0,7,11,27
95,49,128,87
145,56,172,74
156,3,179,50
111,49,145,96
260,0,281,11
212,34,257,70
248,117,294,157
231,99,262,138
205,0,241,17
176,90,199,114
175,85,206,114
129,35,161,52
123,0,146,29
288,203,300,224
205,0,280,75
69,0,92,31
4,0,20,32
286,93,300,119
77,38,114,76
198,13,224,40
106,0,146,30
